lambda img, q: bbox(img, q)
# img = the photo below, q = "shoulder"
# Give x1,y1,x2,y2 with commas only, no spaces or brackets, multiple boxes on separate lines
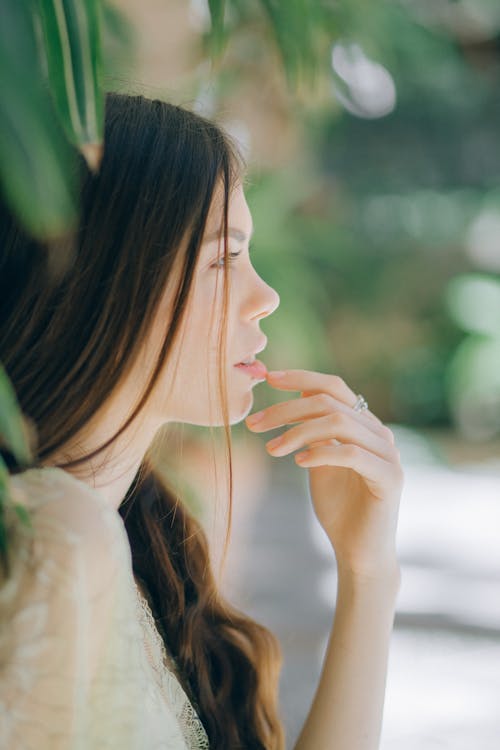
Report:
6,467,129,596
9,466,124,544
0,468,133,736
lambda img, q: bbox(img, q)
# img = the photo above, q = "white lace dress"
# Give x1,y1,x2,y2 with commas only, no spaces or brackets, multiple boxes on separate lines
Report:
0,466,210,750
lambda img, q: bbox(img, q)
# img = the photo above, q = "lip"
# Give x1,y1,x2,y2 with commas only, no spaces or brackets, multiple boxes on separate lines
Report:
234,336,268,365
234,360,267,380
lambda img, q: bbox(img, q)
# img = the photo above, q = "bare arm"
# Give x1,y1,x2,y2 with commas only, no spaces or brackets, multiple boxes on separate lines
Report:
245,369,405,750
293,565,400,750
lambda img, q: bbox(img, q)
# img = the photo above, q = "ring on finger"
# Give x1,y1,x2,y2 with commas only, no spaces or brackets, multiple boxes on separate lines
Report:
353,393,369,413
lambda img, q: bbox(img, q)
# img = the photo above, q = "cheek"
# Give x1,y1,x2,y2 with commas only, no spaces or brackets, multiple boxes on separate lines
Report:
195,278,238,357
177,274,242,384
179,289,222,369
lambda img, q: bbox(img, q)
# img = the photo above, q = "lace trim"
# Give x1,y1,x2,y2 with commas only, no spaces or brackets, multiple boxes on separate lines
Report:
134,583,210,750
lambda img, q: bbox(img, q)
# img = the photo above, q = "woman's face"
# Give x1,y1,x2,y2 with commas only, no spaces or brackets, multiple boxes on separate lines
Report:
147,181,280,427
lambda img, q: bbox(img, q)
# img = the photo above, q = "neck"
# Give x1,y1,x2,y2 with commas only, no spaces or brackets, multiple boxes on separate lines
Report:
44,409,163,511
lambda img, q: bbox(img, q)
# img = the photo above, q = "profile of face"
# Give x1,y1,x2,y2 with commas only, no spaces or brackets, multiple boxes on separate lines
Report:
143,182,280,428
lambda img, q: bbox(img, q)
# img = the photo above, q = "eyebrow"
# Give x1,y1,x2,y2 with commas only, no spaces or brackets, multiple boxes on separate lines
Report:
202,225,254,244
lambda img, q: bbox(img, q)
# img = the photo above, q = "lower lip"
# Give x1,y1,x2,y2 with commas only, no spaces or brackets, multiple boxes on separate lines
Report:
234,359,268,380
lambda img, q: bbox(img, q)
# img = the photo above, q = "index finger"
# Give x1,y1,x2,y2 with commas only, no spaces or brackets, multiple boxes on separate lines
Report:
265,369,382,425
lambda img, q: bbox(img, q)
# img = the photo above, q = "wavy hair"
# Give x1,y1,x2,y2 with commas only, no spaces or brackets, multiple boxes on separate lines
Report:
0,91,285,749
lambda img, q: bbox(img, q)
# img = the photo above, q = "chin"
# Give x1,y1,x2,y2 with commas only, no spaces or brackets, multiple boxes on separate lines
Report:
182,382,258,427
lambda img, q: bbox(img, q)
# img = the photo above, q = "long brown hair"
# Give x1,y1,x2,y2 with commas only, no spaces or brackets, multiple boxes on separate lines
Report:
0,91,285,749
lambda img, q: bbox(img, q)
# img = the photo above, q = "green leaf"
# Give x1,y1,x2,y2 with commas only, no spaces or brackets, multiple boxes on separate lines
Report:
37,0,105,171
0,0,79,238
207,0,228,58
257,0,319,86
0,364,33,467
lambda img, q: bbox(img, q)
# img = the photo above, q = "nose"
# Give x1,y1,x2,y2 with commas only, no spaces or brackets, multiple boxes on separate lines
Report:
249,273,280,321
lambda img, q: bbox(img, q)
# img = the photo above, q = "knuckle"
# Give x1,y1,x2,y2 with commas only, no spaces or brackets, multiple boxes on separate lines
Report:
330,374,346,391
328,410,345,428
387,446,401,463
315,392,334,411
344,444,361,460
382,426,395,443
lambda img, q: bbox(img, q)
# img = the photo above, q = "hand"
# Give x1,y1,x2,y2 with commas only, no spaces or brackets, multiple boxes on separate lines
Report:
245,369,404,581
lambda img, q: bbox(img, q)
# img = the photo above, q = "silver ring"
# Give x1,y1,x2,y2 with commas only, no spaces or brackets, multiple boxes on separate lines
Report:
353,393,369,413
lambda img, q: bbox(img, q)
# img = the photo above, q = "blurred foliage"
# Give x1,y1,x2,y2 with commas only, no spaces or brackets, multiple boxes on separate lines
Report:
309,3,500,435
0,365,35,576
206,0,331,85
0,0,135,568
211,0,500,436
445,274,500,440
0,0,79,239
0,0,136,241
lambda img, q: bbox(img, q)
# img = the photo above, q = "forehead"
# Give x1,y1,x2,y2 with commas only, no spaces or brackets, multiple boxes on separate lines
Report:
202,182,252,244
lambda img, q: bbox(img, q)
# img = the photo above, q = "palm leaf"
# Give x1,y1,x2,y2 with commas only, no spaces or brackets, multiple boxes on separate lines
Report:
0,0,79,238
37,0,104,172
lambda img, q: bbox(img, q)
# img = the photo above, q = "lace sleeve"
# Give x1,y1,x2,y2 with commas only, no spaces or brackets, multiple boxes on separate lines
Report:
0,474,122,750
134,584,210,750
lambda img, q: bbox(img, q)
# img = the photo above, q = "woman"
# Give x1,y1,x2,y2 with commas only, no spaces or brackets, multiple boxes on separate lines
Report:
0,92,403,749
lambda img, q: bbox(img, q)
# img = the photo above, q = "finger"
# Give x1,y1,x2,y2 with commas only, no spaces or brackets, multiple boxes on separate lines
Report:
301,389,384,429
246,392,394,444
266,369,383,427
266,369,357,406
294,444,404,498
265,411,397,462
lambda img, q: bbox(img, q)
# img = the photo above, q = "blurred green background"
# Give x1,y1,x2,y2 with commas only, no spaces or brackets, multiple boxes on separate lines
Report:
109,0,500,444
229,1,500,441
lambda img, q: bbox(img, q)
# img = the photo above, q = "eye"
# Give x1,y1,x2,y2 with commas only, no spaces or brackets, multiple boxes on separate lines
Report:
211,250,242,269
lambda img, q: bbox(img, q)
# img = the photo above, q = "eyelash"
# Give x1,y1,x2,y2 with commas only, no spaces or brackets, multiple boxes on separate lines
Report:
211,250,243,269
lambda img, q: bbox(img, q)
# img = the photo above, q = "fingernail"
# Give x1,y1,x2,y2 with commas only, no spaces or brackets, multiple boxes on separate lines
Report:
268,370,286,379
246,410,264,425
